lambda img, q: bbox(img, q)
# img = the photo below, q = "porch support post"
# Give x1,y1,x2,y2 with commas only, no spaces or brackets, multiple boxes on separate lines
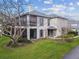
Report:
0,24,2,36
44,18,48,38
27,28,30,40
27,15,30,40
37,17,40,39
43,29,46,38
45,29,48,38
37,29,40,39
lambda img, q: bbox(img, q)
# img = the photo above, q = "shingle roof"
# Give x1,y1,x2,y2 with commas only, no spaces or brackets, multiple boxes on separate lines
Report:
48,26,57,29
20,10,49,18
18,10,69,20
48,14,68,20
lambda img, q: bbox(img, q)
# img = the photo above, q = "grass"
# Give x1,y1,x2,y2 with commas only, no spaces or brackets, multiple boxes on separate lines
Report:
0,36,79,59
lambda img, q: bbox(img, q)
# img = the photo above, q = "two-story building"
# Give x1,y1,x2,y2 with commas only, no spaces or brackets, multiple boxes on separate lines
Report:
0,13,2,36
69,20,79,35
49,16,71,37
15,10,71,40
0,24,2,36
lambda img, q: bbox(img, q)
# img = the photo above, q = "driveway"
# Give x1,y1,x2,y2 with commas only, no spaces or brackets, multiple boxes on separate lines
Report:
64,46,79,59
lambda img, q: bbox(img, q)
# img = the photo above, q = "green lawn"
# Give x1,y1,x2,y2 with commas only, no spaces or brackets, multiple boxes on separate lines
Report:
0,36,79,59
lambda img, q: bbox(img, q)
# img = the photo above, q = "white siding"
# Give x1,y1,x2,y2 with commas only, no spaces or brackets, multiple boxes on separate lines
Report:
16,14,71,39
49,18,71,36
0,24,2,36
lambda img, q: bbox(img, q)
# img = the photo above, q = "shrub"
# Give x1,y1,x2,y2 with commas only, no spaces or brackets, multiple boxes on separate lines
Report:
57,34,74,38
64,38,74,42
57,34,74,42
68,31,78,36
18,37,32,43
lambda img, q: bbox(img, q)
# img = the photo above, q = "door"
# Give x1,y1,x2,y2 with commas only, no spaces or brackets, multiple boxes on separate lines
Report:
30,29,37,39
48,29,54,37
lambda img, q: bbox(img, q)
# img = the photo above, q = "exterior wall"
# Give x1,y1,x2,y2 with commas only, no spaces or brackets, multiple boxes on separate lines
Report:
25,15,49,40
69,20,79,35
29,17,48,39
50,18,70,29
43,18,48,38
15,14,71,40
49,18,71,37
0,24,2,36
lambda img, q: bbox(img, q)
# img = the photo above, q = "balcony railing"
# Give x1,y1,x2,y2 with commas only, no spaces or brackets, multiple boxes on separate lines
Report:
30,22,37,26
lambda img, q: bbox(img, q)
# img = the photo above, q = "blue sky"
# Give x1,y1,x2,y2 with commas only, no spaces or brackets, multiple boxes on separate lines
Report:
1,0,78,20
25,0,79,20
0,0,79,20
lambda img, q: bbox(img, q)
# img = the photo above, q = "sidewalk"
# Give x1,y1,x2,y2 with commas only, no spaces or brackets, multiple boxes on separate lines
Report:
64,46,79,59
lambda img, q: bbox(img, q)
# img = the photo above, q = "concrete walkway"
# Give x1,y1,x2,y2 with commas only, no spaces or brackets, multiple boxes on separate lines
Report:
64,46,79,59
54,36,79,40
73,36,79,39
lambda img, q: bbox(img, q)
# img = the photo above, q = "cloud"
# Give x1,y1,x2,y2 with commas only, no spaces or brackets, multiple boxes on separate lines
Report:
69,2,73,6
53,5,66,9
42,8,47,11
42,5,79,20
40,1,79,21
38,0,42,1
34,6,38,9
42,4,75,13
42,4,66,12
42,3,79,20
61,0,64,1
66,13,79,20
42,4,67,15
77,2,79,6
25,0,29,2
44,0,53,4
69,7,75,10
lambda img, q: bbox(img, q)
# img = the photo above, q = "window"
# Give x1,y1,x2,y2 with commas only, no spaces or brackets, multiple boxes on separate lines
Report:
40,30,43,37
40,17,44,26
16,16,27,26
30,15,37,26
48,19,50,26
21,16,27,26
61,27,65,35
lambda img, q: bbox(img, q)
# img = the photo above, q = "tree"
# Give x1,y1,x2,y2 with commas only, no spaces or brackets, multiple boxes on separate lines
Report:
0,0,29,47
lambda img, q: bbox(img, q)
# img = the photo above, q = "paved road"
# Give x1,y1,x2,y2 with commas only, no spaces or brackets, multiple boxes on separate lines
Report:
64,46,79,59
